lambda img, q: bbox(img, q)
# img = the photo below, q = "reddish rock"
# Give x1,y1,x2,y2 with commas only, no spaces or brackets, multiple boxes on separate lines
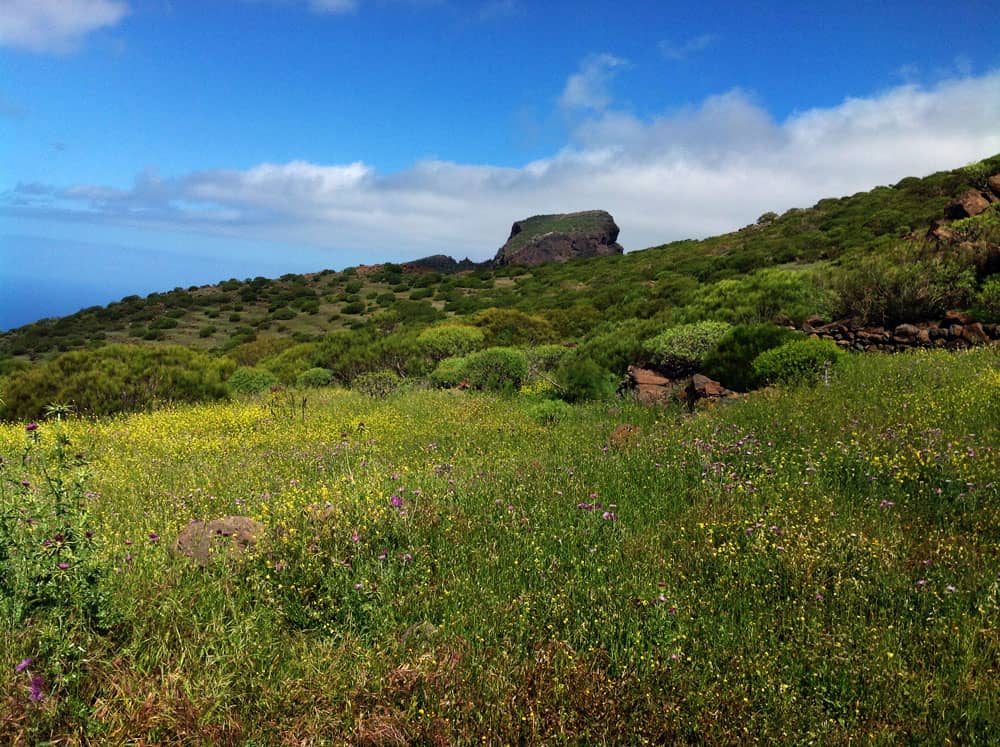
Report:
894,323,920,338
943,310,975,325
988,174,1000,198
625,366,676,405
961,322,989,344
945,189,991,219
689,374,737,401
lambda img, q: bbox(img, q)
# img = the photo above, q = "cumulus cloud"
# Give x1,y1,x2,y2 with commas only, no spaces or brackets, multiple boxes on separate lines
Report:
7,71,1000,261
559,53,628,111
0,0,128,53
658,33,718,61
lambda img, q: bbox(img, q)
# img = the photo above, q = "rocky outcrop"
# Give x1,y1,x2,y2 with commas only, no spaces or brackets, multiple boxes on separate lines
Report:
945,189,992,219
622,366,738,407
494,210,624,267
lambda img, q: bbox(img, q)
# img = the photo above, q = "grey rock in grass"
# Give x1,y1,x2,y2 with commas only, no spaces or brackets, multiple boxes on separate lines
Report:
173,516,266,565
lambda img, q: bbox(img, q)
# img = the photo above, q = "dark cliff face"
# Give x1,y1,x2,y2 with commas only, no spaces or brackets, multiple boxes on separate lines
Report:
493,210,625,266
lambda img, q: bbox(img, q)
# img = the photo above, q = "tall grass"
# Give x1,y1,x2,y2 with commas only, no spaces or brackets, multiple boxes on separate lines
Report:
2,348,998,743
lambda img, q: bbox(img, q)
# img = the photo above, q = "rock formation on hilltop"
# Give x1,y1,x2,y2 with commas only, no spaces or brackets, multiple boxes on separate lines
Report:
493,210,625,267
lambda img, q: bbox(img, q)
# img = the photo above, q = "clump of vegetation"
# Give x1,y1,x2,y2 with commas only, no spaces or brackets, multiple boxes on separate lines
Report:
643,321,732,374
461,347,529,392
702,323,799,391
295,367,334,388
351,370,403,398
752,337,845,385
227,366,278,395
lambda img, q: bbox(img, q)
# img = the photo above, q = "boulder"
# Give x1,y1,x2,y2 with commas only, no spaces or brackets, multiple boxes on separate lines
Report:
989,174,1000,199
894,323,920,338
173,516,266,565
961,322,989,344
624,365,675,405
945,189,991,220
688,374,737,402
494,210,624,267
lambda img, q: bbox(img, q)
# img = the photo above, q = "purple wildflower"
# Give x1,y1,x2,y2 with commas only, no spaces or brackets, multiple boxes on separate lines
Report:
576,502,593,511
26,422,39,432
15,658,32,673
148,532,159,542
401,553,413,563
57,562,69,570
390,495,403,509
29,675,45,702
351,530,360,543
601,511,617,521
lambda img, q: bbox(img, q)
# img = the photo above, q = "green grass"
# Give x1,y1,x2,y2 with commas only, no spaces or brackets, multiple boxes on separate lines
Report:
2,347,998,743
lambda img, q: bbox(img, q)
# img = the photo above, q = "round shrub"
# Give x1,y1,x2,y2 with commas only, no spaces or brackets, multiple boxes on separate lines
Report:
702,324,799,392
555,354,616,403
430,356,470,388
227,366,278,395
352,370,402,398
752,338,845,386
417,324,485,361
643,321,732,375
463,347,529,393
524,398,573,424
295,367,334,388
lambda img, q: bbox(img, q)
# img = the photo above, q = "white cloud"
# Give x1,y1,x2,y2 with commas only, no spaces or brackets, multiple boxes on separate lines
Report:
559,53,627,111
8,71,1000,262
0,0,128,53
658,33,718,61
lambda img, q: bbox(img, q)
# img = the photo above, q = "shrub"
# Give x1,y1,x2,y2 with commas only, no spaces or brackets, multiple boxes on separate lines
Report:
524,398,573,424
352,370,402,398
526,344,570,376
702,324,799,392
643,321,732,375
198,325,217,338
417,325,485,361
973,275,1000,322
752,338,845,386
473,308,557,347
555,353,616,403
430,356,469,388
832,246,977,326
295,367,334,388
227,366,278,395
463,347,529,393
0,345,233,420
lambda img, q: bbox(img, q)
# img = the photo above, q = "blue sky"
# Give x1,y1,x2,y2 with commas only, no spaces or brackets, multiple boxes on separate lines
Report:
2,0,1000,330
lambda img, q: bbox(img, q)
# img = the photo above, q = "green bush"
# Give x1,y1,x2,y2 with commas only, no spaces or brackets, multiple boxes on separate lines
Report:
473,308,557,347
555,353,616,403
295,367,334,388
973,275,1000,322
417,324,485,361
524,398,573,424
463,347,529,393
832,245,977,326
227,366,279,395
643,321,732,375
0,345,233,420
752,338,845,386
352,370,403,398
198,325,217,338
430,356,470,388
702,324,799,392
526,344,570,376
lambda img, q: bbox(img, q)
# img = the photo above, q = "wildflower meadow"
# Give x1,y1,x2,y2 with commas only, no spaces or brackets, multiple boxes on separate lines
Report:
1,348,998,743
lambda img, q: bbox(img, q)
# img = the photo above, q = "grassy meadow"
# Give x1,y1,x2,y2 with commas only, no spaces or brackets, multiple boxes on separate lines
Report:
1,347,998,743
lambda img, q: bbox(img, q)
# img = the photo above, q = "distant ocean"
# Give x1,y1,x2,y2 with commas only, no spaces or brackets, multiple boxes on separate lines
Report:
0,235,348,332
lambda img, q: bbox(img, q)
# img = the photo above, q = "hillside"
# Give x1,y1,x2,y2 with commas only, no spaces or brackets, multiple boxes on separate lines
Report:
3,155,998,365
1,154,999,422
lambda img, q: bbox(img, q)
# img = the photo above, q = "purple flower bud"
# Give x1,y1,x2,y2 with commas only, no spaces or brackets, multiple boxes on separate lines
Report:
29,675,45,702
26,422,39,432
15,658,32,673
57,562,69,570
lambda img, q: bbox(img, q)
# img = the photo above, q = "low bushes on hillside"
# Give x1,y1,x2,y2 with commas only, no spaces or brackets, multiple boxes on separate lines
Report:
0,345,233,421
227,366,278,395
702,323,800,391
